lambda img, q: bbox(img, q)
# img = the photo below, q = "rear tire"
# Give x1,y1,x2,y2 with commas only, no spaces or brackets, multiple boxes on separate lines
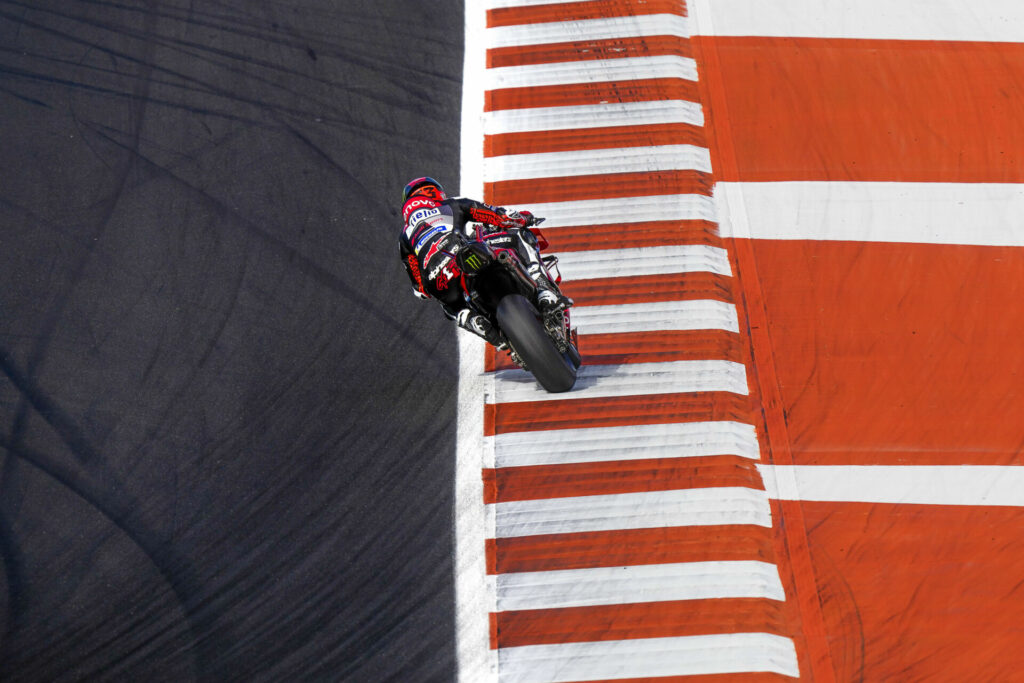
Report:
496,294,576,393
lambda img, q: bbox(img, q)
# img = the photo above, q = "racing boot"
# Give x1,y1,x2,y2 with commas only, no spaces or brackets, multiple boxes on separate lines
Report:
535,284,573,313
523,258,572,313
457,309,506,348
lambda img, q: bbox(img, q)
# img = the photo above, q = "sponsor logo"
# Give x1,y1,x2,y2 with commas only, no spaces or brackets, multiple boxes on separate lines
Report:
424,236,459,264
428,258,451,280
414,224,448,251
406,255,426,294
463,252,485,271
428,259,460,290
409,207,441,225
402,198,438,222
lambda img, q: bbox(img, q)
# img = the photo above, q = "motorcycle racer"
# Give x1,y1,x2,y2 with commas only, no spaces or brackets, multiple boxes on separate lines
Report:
399,176,571,346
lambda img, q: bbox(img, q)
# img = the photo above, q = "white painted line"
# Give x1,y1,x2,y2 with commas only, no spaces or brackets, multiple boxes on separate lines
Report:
488,14,691,49
457,2,497,681
487,421,760,468
498,633,800,682
484,100,704,134
525,193,717,227
483,144,711,181
489,486,773,538
487,0,592,7
572,299,739,335
455,336,495,683
487,55,698,89
491,561,785,611
760,465,1024,506
716,181,1024,246
556,245,732,282
493,359,748,403
689,0,1024,42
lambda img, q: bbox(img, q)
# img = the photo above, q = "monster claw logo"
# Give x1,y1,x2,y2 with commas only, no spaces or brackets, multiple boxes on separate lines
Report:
463,252,484,272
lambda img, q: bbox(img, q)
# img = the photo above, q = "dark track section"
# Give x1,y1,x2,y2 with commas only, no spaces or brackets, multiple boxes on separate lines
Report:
0,1,463,680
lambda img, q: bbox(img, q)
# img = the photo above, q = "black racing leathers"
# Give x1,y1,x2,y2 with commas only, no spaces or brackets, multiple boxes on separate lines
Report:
399,195,537,319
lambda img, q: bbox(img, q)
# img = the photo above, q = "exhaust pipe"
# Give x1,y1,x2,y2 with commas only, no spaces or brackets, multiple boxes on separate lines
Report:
496,249,538,293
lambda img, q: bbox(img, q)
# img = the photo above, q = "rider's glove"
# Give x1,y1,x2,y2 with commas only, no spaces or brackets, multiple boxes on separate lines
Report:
501,210,530,228
412,287,429,300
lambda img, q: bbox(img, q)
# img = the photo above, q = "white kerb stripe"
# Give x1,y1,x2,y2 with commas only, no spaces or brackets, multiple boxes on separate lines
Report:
716,181,1024,246
498,634,800,682
457,0,494,680
557,245,732,282
487,55,698,89
572,299,739,335
484,101,704,134
490,487,773,538
488,14,691,49
488,421,760,468
760,465,1024,506
483,145,711,181
491,561,785,611
689,0,1024,43
493,360,748,403
527,194,717,227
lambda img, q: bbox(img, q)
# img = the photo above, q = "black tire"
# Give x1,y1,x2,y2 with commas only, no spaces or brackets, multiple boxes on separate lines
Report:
496,294,577,393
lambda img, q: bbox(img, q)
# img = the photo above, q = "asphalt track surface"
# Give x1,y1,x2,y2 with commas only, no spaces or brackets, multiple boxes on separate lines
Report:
0,1,462,680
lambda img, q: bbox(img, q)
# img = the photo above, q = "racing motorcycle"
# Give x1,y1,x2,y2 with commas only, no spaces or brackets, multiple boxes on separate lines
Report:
455,218,581,393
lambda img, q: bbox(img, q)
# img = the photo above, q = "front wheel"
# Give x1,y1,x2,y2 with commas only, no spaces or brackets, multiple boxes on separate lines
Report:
496,294,576,393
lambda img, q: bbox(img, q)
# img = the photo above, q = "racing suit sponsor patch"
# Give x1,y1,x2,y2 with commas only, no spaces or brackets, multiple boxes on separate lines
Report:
409,207,441,225
402,198,438,223
413,224,449,252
